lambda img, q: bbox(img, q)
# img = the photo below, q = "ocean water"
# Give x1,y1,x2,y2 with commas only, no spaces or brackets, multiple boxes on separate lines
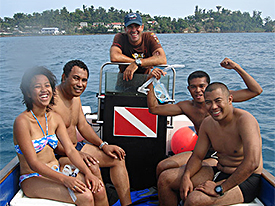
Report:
0,33,274,176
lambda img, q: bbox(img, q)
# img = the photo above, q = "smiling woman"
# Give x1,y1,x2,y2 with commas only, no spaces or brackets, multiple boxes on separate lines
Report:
12,66,108,206
20,67,56,112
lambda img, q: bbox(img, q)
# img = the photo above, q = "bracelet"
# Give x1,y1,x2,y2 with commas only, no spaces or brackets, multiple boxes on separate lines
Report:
99,141,108,150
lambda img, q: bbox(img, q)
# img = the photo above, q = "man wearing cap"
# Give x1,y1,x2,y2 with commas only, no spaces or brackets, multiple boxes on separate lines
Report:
110,12,167,81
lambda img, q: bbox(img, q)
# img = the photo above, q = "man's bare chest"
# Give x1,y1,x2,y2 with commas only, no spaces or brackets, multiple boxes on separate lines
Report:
209,127,243,155
186,109,209,130
61,107,78,128
54,99,78,129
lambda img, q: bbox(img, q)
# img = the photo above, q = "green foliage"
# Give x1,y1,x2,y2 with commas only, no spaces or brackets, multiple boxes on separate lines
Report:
0,5,274,35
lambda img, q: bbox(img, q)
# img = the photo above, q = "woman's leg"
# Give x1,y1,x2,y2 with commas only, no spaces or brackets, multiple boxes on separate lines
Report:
21,171,108,206
21,175,94,206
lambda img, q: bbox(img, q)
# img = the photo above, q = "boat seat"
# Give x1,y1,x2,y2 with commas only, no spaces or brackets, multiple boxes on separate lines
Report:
10,189,75,206
230,198,264,205
177,197,263,206
10,189,264,206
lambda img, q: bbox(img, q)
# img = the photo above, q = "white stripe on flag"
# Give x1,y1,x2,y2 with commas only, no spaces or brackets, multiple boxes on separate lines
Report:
115,107,156,137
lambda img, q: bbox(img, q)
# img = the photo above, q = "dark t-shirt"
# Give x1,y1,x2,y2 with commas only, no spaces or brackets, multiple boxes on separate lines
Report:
111,32,163,74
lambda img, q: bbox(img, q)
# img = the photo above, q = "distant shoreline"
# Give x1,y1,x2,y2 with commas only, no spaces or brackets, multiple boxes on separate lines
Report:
1,31,274,38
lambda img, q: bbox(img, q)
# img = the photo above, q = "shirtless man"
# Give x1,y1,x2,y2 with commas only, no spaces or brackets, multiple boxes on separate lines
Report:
52,60,131,206
158,82,263,206
147,58,262,177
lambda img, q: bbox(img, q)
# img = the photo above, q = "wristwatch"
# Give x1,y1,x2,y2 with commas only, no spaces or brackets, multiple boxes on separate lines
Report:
214,185,224,196
135,58,142,66
99,141,108,150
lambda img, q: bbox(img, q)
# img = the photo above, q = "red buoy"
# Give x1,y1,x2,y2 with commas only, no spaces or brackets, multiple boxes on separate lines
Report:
171,126,198,154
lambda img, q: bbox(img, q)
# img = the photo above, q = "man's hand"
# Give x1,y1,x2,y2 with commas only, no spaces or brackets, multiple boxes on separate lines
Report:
79,151,99,167
220,57,239,70
149,68,167,80
102,144,126,160
195,180,219,197
180,175,193,201
123,62,138,81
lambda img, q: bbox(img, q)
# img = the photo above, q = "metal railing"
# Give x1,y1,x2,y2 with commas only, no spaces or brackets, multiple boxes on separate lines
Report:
96,62,177,127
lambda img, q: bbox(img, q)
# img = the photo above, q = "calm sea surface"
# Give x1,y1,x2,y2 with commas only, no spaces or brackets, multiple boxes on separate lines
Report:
0,33,274,175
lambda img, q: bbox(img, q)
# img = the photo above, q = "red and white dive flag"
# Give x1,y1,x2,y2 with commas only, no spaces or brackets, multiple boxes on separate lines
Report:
114,106,158,138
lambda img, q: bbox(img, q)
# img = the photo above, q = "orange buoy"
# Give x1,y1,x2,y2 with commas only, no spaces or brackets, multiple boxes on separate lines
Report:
171,126,198,154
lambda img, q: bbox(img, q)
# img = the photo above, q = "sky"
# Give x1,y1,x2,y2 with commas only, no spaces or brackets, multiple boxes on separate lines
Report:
0,0,274,20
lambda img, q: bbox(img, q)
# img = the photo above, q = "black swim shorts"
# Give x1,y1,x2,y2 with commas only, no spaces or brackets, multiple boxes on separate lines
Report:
212,167,261,203
204,147,217,159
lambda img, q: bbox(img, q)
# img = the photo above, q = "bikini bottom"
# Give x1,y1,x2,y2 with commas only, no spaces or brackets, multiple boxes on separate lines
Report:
19,165,78,202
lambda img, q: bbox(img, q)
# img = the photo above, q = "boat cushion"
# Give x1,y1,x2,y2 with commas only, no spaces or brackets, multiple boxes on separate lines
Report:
10,189,75,206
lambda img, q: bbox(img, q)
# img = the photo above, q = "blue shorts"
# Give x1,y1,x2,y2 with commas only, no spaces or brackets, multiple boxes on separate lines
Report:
75,141,86,151
55,142,86,159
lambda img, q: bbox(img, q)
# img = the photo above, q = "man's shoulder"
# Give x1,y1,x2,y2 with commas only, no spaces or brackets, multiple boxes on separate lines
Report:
234,108,257,124
234,107,253,118
177,100,195,109
53,88,64,107
174,100,196,115
53,88,81,110
48,110,63,121
200,115,216,130
142,32,158,40
142,32,162,49
114,32,127,40
112,33,128,49
143,32,156,36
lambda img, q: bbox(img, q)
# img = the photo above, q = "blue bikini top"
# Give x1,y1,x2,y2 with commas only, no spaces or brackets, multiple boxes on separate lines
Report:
15,110,58,154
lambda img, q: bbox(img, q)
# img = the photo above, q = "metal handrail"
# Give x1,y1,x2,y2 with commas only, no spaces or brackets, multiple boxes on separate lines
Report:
96,62,177,125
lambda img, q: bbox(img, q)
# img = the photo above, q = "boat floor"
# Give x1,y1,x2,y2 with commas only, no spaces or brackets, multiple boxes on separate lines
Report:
10,189,264,206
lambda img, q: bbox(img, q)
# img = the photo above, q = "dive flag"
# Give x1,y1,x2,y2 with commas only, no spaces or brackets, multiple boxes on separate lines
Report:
114,106,158,138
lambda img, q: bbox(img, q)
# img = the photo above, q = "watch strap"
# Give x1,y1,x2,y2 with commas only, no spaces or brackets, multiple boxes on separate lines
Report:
99,141,108,149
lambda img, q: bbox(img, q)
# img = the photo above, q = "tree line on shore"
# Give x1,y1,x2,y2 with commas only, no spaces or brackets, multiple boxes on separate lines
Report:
0,5,274,36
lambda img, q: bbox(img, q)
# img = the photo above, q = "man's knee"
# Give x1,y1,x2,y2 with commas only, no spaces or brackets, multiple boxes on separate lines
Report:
89,164,101,178
157,169,173,188
156,159,167,177
93,186,107,202
184,190,206,206
113,158,126,168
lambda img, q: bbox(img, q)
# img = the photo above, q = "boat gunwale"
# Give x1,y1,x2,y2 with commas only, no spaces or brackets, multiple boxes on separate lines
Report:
0,156,19,184
261,168,275,187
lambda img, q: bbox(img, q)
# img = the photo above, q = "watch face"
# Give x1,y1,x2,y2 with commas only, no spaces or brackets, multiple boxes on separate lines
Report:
215,186,222,193
135,59,141,65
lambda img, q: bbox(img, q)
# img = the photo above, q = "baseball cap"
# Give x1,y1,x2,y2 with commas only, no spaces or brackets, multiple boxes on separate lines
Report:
124,13,142,27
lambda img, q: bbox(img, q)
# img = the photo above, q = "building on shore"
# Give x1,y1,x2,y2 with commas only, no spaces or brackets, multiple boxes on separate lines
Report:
41,28,59,35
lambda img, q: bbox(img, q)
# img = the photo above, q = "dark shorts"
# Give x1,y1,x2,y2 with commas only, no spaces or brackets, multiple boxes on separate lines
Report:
75,141,86,151
212,167,261,203
55,142,86,160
